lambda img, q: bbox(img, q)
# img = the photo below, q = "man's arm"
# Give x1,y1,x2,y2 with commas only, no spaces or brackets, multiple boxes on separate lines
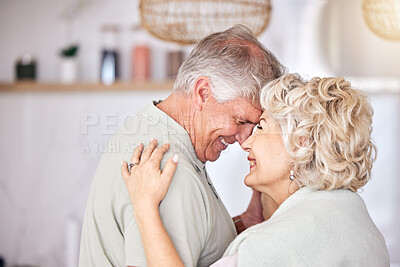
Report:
232,190,265,234
261,193,279,220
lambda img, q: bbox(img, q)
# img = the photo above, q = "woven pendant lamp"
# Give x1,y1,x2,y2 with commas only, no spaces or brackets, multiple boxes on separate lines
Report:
362,0,400,41
140,0,271,44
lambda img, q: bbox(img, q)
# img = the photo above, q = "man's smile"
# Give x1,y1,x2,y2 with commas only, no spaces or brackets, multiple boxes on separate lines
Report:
219,136,229,146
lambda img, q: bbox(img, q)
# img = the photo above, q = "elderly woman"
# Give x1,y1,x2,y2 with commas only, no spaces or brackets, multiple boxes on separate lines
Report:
121,74,390,266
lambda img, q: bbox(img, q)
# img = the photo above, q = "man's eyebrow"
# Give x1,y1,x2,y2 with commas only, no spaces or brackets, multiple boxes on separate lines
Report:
236,116,259,124
242,119,258,124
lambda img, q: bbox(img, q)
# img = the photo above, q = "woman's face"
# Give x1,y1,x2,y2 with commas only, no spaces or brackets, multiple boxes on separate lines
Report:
241,111,292,204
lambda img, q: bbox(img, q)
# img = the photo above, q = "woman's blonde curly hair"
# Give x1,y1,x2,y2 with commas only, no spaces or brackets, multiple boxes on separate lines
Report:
261,73,377,192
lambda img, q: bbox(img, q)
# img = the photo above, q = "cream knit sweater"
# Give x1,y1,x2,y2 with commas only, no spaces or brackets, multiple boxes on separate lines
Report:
222,187,390,267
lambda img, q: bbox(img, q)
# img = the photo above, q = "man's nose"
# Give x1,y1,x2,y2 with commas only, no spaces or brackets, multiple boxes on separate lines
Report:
239,130,254,151
235,125,253,145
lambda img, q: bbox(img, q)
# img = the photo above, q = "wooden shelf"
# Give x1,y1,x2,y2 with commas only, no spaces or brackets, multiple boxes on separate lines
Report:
0,81,175,92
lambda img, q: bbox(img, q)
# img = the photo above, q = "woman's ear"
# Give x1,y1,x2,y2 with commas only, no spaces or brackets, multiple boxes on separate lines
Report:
292,136,309,152
193,76,211,111
299,136,309,147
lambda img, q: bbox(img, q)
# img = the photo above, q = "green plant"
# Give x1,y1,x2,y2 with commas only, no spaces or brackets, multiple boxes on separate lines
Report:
61,45,79,57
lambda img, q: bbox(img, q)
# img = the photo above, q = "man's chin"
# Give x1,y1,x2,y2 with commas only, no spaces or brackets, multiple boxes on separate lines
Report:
198,146,224,162
207,151,222,162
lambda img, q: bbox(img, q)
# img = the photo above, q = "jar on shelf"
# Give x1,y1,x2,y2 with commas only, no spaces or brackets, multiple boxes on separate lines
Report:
100,24,120,85
167,49,184,79
15,54,37,81
132,45,151,81
131,25,151,81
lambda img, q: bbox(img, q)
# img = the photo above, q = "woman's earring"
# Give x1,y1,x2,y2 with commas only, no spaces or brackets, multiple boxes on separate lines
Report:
289,169,295,181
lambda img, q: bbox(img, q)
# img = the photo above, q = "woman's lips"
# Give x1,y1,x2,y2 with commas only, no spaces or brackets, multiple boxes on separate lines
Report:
248,157,256,168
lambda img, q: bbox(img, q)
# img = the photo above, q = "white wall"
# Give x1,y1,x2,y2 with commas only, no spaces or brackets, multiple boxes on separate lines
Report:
1,0,400,266
1,0,400,83
336,0,400,77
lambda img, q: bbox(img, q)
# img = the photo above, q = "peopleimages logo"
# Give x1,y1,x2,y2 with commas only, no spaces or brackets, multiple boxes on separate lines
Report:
80,112,138,154
81,112,184,135
81,112,138,135
80,112,197,154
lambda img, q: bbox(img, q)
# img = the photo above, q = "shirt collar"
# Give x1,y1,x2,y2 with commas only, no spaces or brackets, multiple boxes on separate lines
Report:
141,101,205,171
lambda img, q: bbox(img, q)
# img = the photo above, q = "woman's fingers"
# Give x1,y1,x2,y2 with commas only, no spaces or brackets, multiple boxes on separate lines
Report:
120,147,179,213
121,161,130,183
126,140,170,174
129,142,144,168
161,155,179,184
122,139,174,184
150,143,170,166
141,138,157,161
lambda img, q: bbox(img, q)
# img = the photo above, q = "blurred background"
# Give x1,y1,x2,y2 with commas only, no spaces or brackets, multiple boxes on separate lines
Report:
0,0,399,266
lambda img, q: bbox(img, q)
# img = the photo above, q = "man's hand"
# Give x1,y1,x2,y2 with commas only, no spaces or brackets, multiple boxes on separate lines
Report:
240,189,265,229
261,193,278,221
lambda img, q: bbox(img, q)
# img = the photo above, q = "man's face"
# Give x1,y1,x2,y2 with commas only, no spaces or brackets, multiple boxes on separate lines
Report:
193,96,262,162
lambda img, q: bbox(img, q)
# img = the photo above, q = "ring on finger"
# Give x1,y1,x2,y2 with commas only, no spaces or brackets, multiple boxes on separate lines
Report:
129,162,139,171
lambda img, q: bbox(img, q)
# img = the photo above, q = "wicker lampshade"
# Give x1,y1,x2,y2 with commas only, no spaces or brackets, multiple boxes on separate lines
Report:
140,0,271,44
363,0,400,41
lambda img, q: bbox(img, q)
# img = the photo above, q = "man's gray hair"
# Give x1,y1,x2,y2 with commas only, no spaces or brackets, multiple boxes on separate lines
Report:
173,24,286,104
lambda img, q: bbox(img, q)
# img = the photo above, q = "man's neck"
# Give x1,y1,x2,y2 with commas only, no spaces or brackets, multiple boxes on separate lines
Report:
156,93,195,140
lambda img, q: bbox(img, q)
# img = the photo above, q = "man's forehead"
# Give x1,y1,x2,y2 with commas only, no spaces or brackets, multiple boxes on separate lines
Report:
230,97,260,108
233,101,262,123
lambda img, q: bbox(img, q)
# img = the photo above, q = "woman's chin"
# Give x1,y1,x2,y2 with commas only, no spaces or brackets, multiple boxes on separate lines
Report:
243,175,254,188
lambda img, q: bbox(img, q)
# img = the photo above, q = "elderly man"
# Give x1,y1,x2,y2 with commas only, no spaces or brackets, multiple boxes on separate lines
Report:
79,25,285,267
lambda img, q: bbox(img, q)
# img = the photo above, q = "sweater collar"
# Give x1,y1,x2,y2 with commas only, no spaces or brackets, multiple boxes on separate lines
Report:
270,187,316,220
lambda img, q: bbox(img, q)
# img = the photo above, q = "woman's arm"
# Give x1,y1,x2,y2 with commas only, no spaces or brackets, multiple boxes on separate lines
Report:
121,139,184,267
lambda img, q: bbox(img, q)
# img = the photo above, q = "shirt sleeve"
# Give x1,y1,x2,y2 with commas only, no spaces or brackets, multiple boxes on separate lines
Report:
122,159,209,267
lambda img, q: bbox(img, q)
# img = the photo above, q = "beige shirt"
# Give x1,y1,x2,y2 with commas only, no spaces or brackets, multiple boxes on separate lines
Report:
79,102,236,267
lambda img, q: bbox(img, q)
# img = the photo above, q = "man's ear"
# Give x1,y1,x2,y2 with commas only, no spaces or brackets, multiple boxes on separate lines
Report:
193,76,212,111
